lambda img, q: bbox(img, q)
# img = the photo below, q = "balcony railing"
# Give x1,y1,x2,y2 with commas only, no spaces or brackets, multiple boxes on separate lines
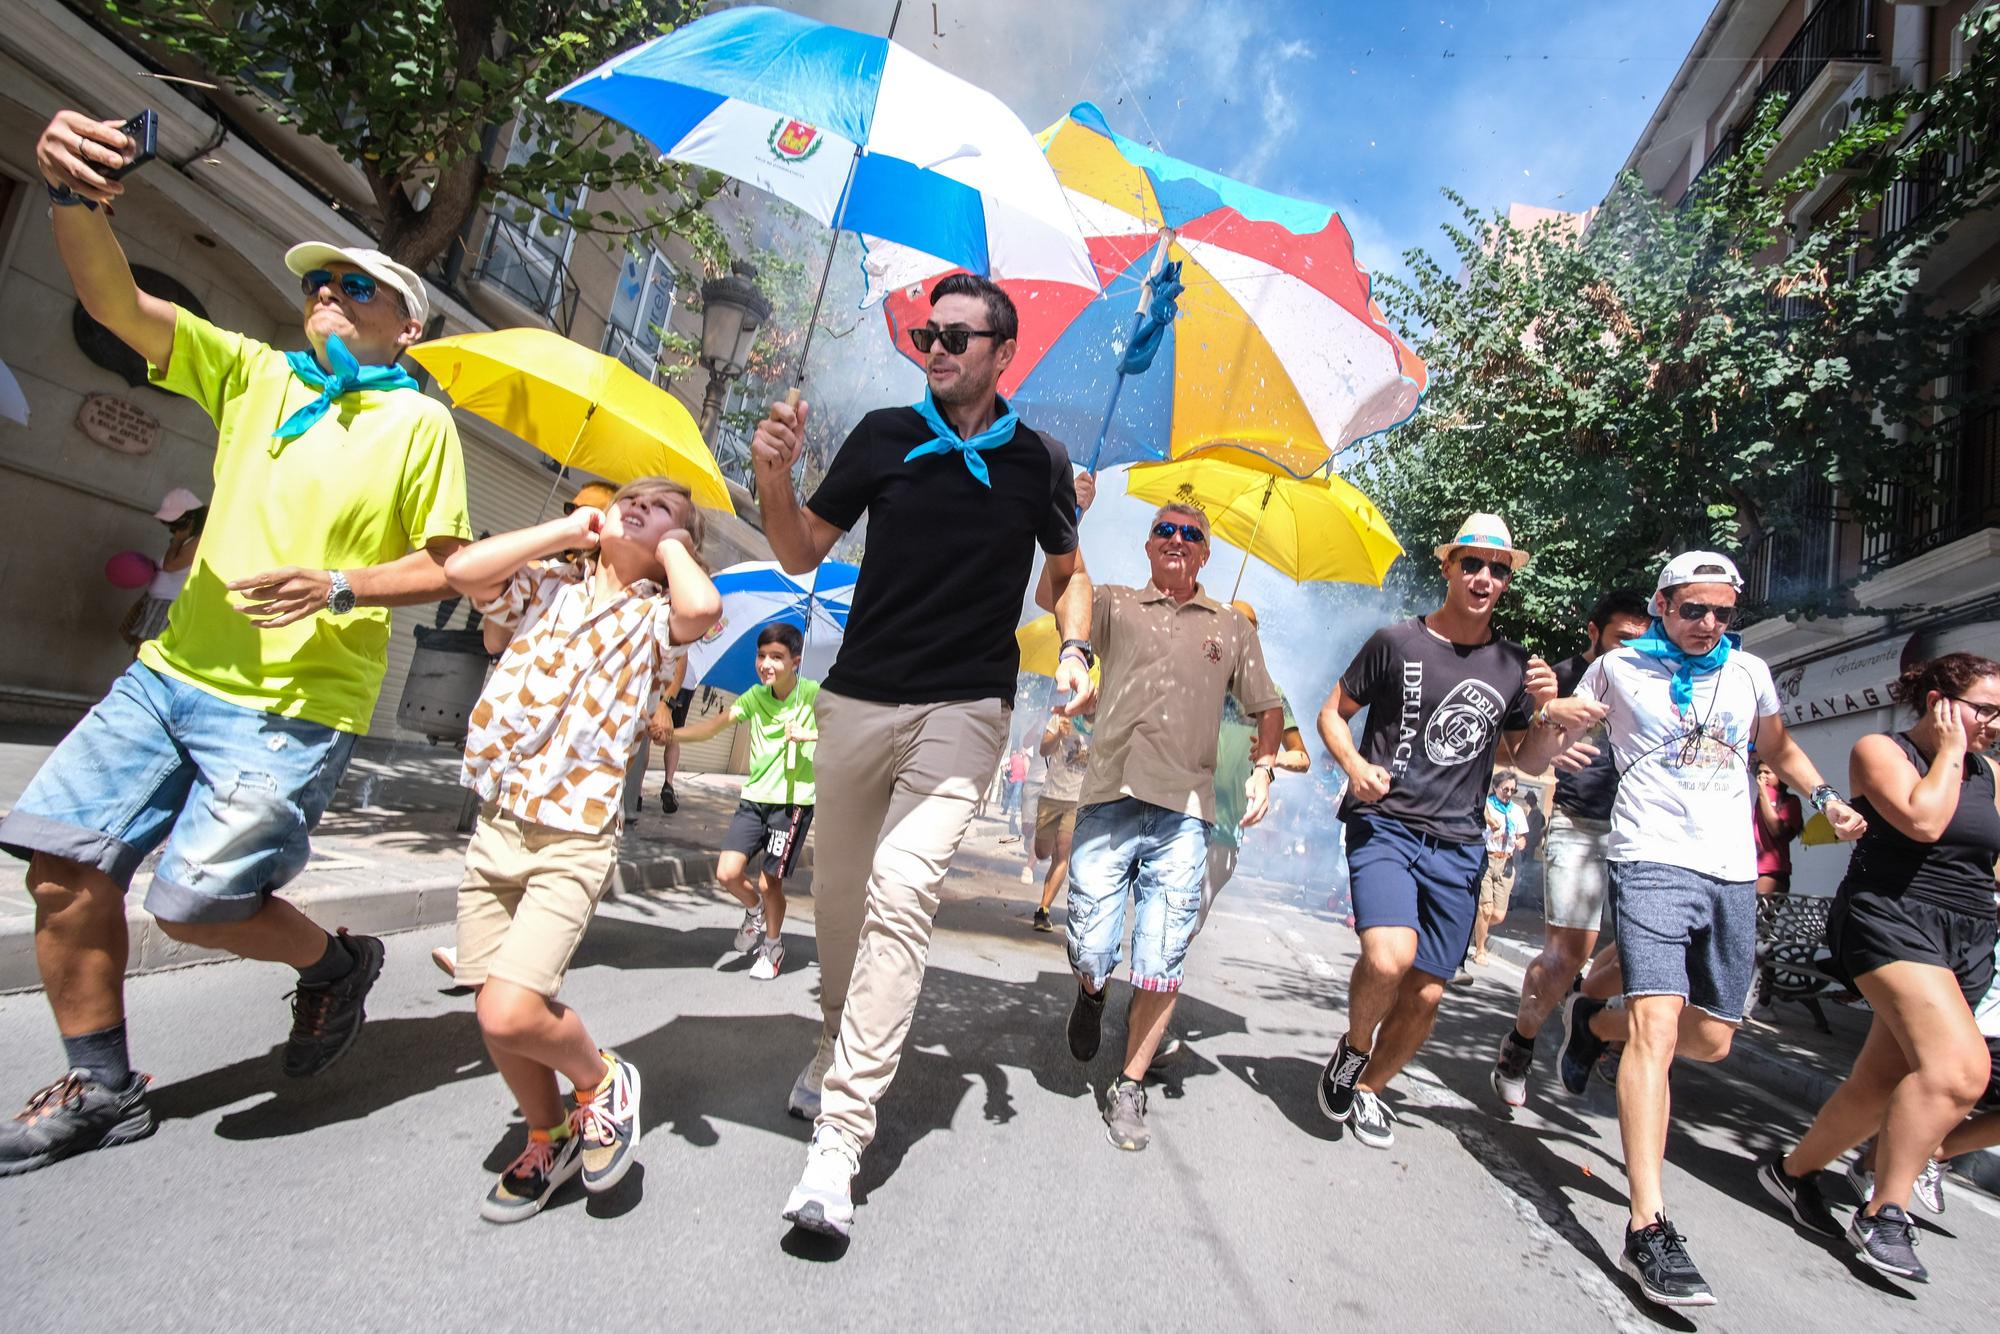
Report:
476,212,580,334
1744,472,1842,608
1682,126,1744,206
1862,403,2000,570
1755,0,1879,111
1879,125,1990,250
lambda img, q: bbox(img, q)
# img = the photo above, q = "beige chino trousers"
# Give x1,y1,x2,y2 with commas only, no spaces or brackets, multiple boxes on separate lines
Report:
811,689,1009,1151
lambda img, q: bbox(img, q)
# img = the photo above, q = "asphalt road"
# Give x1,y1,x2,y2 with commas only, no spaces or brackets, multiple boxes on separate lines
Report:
3,836,1996,1333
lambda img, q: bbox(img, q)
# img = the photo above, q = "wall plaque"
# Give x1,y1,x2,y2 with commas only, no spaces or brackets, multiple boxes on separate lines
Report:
75,393,162,455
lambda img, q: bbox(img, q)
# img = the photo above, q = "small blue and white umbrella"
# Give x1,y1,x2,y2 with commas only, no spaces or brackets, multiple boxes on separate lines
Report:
550,4,1098,372
684,560,858,694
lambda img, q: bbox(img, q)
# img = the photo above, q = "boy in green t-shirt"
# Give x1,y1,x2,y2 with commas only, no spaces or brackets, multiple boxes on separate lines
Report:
677,623,818,979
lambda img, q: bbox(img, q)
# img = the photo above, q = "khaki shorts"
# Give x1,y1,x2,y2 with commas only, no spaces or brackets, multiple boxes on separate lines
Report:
1035,797,1078,844
1478,855,1515,917
454,805,618,997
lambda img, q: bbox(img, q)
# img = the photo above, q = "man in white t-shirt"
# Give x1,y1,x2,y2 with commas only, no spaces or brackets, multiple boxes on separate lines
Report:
1536,551,1866,1309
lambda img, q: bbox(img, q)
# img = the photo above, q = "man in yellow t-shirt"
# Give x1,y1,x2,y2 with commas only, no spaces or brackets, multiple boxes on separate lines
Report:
0,110,471,1178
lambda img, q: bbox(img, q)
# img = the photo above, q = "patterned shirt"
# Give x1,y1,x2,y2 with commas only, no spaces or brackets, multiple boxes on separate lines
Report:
462,560,686,833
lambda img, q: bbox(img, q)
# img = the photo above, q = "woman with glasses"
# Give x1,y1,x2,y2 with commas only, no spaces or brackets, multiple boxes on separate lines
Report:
1759,652,2000,1285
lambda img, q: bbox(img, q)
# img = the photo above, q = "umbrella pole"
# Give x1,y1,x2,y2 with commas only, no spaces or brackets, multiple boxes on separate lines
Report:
1083,228,1176,476
1228,477,1275,602
531,402,599,522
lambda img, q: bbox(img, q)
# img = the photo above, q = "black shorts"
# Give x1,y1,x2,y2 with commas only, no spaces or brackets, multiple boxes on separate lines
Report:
723,799,813,879
1979,1036,2000,1115
667,687,696,727
1826,889,1998,1011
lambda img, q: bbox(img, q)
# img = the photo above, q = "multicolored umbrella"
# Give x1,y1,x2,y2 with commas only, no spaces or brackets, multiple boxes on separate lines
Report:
875,102,1426,475
683,560,857,693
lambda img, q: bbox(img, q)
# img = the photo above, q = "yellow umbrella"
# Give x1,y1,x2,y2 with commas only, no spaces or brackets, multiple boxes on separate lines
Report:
1124,445,1402,597
409,328,732,513
1016,614,1101,685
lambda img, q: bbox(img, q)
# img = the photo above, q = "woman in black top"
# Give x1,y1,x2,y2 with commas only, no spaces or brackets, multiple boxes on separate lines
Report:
1758,653,2000,1284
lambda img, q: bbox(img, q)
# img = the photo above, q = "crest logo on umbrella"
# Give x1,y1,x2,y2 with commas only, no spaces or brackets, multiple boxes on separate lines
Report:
768,118,824,162
700,614,730,645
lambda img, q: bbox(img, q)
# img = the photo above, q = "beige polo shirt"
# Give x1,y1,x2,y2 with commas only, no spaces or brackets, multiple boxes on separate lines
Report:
1080,583,1282,822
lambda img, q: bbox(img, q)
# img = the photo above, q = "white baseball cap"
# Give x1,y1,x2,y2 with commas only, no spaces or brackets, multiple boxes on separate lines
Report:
1654,550,1744,594
285,242,429,325
1434,511,1531,568
153,487,205,522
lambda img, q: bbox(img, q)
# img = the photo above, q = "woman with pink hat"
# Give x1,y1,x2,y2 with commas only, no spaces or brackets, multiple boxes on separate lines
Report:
118,488,206,648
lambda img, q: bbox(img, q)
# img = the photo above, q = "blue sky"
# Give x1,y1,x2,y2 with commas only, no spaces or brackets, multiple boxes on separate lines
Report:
774,0,1716,284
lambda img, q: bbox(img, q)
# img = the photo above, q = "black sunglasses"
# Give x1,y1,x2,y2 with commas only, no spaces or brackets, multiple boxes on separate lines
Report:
909,325,1002,355
1151,521,1207,544
1458,554,1514,582
1671,599,1738,627
301,269,380,303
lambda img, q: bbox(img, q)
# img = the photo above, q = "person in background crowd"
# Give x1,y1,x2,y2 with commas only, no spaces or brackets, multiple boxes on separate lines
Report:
119,488,206,648
1471,772,1528,967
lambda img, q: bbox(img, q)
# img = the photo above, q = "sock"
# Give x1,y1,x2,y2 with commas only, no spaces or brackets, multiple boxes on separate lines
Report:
1513,1027,1538,1049
575,1052,616,1102
545,1120,573,1143
62,1021,132,1087
296,931,357,986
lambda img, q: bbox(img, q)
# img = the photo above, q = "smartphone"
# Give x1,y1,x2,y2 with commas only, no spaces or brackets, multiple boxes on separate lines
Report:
105,109,158,180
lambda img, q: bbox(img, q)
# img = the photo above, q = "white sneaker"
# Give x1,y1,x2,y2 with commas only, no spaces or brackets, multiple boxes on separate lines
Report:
1846,1155,1875,1205
1914,1157,1946,1215
1020,866,1036,885
782,1125,858,1238
750,939,785,980
787,1033,837,1120
732,909,765,954
431,945,457,978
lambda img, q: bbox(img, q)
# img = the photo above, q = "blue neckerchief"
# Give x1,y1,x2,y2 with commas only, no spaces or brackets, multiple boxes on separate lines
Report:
1626,617,1735,712
904,389,1019,487
275,334,420,445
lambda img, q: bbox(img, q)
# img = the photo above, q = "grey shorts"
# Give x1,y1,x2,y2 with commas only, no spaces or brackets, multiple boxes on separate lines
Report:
1611,860,1757,1022
1542,810,1612,931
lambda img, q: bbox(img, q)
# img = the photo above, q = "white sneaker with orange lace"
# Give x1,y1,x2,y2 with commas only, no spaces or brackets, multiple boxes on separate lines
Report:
480,1128,581,1224
573,1052,641,1193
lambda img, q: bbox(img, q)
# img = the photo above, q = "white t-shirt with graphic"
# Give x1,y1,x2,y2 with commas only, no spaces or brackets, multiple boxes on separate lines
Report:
1575,645,1782,882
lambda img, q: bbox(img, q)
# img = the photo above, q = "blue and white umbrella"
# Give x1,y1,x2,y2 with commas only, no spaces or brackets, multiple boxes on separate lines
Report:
550,5,1097,307
684,560,858,694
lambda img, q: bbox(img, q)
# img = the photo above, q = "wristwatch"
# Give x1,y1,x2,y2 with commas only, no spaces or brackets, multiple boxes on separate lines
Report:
1058,638,1095,668
326,570,357,615
1252,762,1276,781
1808,783,1842,813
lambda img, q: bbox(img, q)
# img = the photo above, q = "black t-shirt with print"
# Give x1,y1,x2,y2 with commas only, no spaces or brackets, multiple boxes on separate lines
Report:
1337,616,1532,843
807,405,1078,704
1552,652,1619,821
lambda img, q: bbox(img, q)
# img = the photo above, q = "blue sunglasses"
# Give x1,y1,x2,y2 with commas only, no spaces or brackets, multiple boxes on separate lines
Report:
300,269,380,303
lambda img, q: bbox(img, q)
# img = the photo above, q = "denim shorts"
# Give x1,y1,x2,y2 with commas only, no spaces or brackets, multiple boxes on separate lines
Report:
1065,797,1210,992
1541,810,1613,931
1610,859,1757,1022
0,662,355,924
1344,812,1484,980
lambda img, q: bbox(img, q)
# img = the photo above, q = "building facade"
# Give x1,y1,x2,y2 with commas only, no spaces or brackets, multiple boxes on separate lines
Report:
1622,0,2000,890
0,1,770,772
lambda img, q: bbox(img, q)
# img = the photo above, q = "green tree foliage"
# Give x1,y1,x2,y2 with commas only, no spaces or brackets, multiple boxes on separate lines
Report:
1357,9,2000,654
100,1,729,271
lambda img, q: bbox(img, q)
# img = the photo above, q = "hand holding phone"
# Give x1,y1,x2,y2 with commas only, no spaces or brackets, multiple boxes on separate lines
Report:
106,109,158,180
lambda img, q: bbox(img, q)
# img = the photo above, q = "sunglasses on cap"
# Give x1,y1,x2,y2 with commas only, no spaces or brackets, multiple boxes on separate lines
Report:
300,269,382,304
1670,599,1738,627
1458,554,1514,582
1151,521,1207,543
909,325,1002,356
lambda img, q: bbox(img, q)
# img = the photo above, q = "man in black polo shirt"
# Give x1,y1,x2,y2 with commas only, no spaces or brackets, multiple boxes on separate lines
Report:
1490,588,1650,1107
751,273,1093,1240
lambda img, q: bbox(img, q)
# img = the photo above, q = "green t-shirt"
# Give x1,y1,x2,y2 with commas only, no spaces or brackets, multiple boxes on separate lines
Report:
733,677,820,806
138,307,471,731
1211,691,1298,849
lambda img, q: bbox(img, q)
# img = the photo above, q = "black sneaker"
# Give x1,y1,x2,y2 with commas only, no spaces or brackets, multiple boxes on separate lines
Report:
0,1070,155,1176
1620,1214,1716,1307
1031,908,1053,933
1350,1089,1395,1149
1316,1035,1369,1122
1849,1204,1927,1282
1757,1151,1842,1238
1491,1030,1534,1107
480,1130,583,1224
1067,983,1106,1062
1557,993,1608,1096
659,783,679,815
283,930,386,1078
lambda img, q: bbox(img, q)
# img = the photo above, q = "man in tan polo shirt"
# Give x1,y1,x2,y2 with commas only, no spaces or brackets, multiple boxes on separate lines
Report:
1040,495,1281,1151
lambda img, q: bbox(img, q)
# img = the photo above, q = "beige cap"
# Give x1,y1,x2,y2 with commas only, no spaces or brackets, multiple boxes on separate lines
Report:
1434,511,1531,568
154,487,205,522
285,242,429,325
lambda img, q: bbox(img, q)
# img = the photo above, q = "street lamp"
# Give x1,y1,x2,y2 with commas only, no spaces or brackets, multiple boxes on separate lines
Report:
697,260,772,442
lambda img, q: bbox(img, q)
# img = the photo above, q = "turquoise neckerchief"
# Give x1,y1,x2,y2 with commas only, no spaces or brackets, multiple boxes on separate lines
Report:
275,334,420,444
1626,617,1734,712
904,389,1019,487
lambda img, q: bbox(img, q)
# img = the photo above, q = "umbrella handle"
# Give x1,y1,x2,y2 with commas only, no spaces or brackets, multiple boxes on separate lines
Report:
1227,476,1275,602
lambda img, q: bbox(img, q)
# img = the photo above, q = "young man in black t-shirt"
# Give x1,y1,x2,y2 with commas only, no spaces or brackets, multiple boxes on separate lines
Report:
749,273,1094,1241
1313,514,1575,1149
1490,589,1649,1108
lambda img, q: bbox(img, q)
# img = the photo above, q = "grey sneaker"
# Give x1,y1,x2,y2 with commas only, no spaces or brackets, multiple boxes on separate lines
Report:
1913,1158,1946,1216
1849,1204,1926,1282
787,1034,836,1121
1350,1089,1394,1149
1846,1154,1875,1205
0,1069,155,1176
1103,1077,1150,1151
1621,1213,1715,1307
282,930,386,1078
732,909,766,954
783,1124,859,1238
